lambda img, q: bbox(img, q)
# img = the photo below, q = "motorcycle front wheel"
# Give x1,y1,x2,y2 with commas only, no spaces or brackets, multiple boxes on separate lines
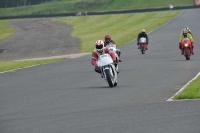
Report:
141,46,145,54
105,69,114,87
185,49,190,60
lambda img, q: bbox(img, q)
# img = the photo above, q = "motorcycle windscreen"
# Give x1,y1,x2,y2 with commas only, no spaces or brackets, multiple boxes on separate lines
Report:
108,47,117,52
139,37,146,43
107,44,117,52
97,54,113,67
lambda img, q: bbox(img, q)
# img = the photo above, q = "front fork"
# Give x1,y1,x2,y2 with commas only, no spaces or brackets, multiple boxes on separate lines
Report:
101,66,114,79
182,47,192,55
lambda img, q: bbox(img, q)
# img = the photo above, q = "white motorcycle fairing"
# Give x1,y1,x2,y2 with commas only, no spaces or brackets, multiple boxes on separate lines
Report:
97,54,117,87
97,54,113,67
139,37,146,43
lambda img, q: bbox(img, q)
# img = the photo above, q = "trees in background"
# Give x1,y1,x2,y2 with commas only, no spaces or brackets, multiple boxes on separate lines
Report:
0,0,54,8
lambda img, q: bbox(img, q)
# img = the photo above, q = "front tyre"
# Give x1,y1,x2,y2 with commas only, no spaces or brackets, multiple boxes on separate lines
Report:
114,82,117,86
141,46,145,54
185,49,190,60
105,69,114,87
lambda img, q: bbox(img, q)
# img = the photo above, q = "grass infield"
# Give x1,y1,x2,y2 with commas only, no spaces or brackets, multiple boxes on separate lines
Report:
0,0,193,16
174,76,200,99
55,11,180,52
0,58,67,72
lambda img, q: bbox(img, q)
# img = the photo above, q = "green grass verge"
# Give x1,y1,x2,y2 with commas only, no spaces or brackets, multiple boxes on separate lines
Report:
0,58,67,72
54,10,180,52
174,76,200,99
0,0,193,16
0,20,15,41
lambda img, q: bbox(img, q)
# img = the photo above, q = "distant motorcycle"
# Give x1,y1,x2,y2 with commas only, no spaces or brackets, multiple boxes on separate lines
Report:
181,38,192,60
139,37,147,54
97,54,118,87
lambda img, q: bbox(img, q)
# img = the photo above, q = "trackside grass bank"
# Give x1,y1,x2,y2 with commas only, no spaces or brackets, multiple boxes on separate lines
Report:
0,20,15,41
174,76,200,99
0,58,67,72
0,0,193,16
54,11,180,52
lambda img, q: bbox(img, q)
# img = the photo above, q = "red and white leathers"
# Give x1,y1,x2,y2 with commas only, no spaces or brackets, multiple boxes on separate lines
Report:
91,47,116,67
104,34,117,47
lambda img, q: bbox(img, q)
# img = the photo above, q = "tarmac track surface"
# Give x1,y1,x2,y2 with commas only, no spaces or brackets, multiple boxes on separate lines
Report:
0,9,200,133
0,19,79,60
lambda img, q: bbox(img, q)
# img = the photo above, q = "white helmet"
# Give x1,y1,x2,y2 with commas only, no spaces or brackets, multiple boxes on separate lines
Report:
186,27,190,31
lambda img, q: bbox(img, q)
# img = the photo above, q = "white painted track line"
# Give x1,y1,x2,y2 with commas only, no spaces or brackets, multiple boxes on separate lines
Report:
167,72,200,101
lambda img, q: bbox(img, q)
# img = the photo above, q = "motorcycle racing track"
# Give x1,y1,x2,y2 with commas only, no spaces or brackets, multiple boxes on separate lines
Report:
1,9,200,133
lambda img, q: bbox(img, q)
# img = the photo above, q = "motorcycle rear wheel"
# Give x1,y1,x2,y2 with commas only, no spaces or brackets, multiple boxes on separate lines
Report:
105,69,114,87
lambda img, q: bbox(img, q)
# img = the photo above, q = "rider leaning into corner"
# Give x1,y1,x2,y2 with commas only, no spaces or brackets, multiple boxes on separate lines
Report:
91,40,118,74
179,29,194,54
137,29,149,50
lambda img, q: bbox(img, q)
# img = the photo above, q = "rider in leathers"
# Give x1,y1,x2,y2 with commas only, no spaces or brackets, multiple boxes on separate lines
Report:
137,29,149,50
91,40,117,74
179,29,194,54
104,34,121,61
186,27,193,36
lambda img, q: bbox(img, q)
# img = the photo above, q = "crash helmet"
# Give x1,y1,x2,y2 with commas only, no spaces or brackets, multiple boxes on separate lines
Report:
182,29,188,37
95,40,104,53
105,34,111,43
142,29,146,32
141,29,146,34
186,27,190,31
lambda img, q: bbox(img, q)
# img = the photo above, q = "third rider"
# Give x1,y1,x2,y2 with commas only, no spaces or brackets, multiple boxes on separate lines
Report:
137,29,149,50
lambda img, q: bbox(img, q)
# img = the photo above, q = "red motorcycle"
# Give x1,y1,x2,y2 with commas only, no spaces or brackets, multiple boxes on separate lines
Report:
139,37,147,54
181,38,192,60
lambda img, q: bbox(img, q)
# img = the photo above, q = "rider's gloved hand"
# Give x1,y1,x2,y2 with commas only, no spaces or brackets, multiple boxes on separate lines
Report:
137,42,139,45
146,42,149,45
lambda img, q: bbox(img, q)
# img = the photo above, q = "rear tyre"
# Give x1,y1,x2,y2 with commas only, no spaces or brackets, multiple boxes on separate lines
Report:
105,69,114,87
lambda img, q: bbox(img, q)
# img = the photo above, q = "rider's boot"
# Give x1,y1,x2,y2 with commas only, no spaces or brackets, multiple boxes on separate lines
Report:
115,65,119,74
181,50,184,55
95,67,101,74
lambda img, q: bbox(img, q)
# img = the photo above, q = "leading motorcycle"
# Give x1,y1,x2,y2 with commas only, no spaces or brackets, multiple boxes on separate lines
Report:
97,54,118,87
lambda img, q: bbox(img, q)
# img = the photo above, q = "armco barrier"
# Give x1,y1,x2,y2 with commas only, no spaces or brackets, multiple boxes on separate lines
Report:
0,5,200,20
